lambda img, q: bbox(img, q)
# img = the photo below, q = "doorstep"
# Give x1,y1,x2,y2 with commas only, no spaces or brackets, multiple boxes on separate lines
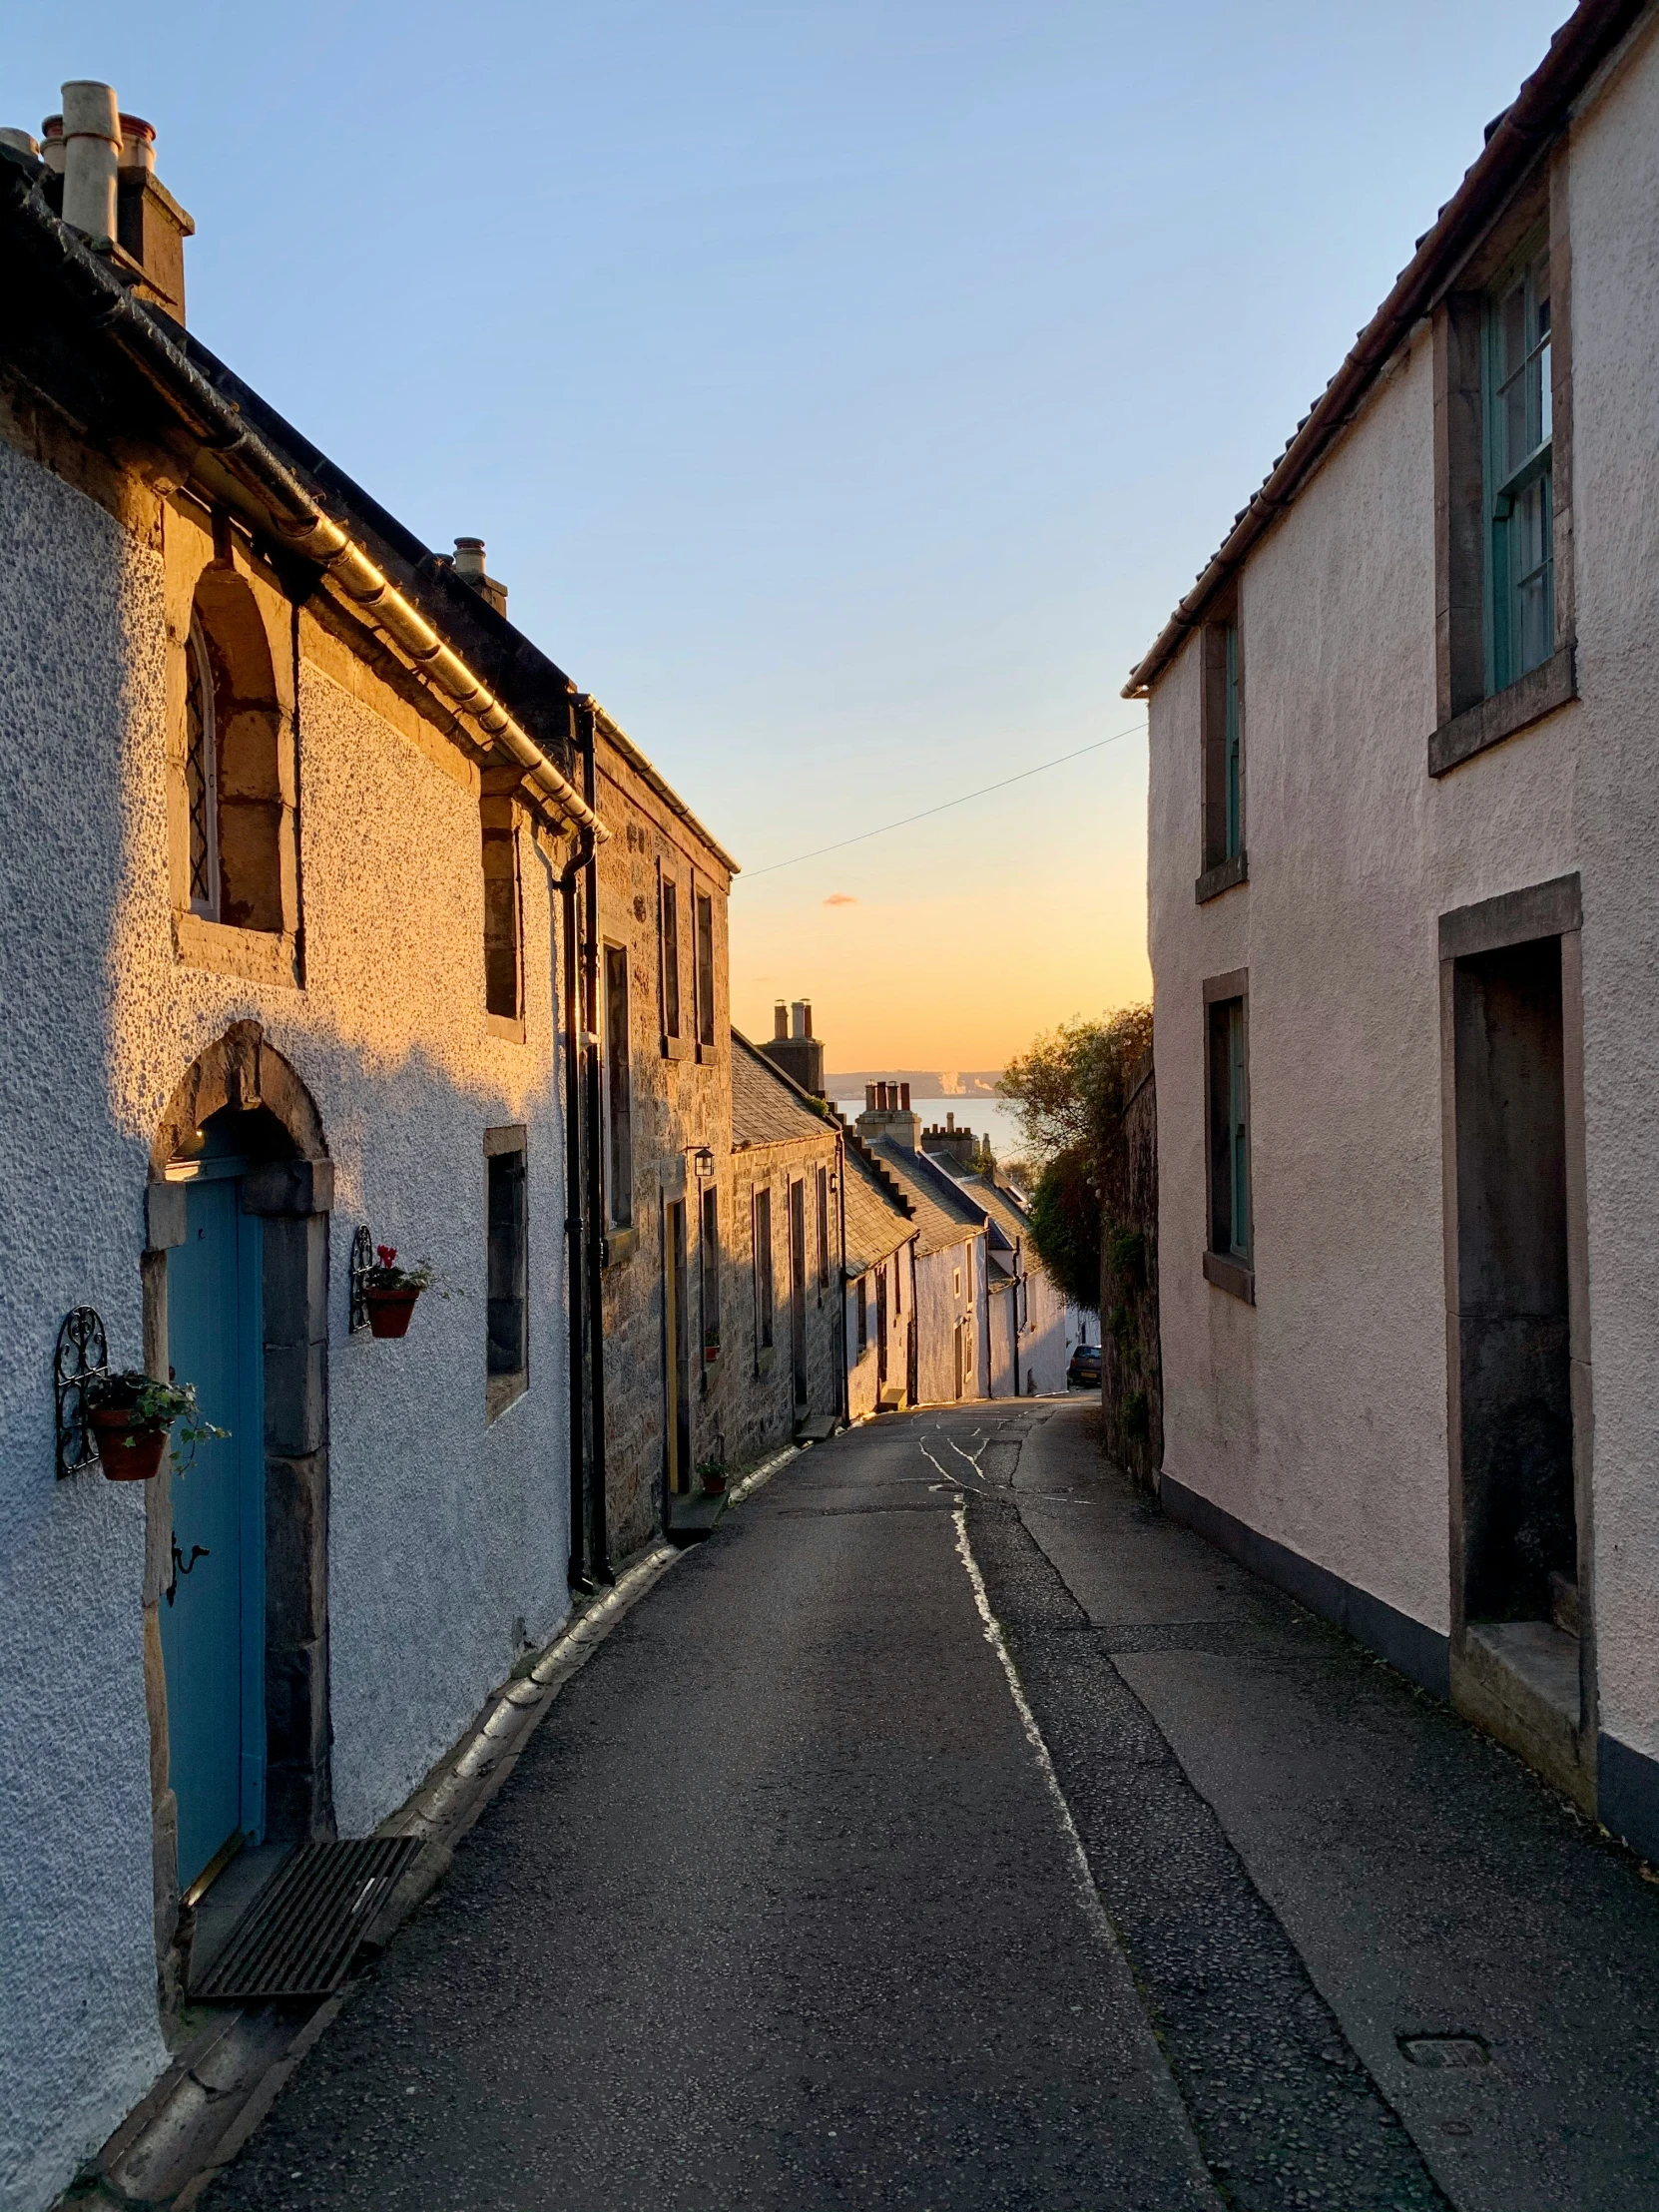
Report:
667,1489,728,1545
185,1842,290,1990
1452,1619,1595,1813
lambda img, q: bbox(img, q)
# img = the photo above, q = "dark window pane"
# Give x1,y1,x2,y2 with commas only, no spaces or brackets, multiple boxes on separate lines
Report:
482,801,521,1018
700,1186,721,1360
662,880,681,1039
487,1148,527,1377
605,946,632,1227
696,895,716,1045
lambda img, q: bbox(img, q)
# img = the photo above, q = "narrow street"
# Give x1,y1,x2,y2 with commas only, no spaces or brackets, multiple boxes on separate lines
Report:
208,1402,1659,2212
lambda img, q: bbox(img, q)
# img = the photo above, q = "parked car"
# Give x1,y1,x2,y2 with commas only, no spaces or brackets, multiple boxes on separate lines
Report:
1067,1343,1101,1388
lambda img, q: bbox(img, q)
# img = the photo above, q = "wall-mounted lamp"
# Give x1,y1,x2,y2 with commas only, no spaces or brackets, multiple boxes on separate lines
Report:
693,1146,716,1180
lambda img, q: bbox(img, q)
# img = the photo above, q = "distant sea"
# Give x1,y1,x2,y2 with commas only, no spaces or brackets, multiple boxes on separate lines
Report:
832,1095,1027,1167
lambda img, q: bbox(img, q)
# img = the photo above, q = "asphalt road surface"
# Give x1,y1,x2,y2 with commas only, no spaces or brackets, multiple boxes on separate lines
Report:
208,1402,1659,2211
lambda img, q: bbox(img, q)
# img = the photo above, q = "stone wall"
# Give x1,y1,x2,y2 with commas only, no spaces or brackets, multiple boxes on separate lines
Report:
710,1131,842,1470
589,733,735,1564
1100,1052,1162,1488
845,1242,915,1419
912,1237,985,1405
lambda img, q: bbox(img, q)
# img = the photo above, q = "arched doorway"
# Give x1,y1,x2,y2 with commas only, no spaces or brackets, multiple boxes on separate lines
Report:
145,1023,333,1970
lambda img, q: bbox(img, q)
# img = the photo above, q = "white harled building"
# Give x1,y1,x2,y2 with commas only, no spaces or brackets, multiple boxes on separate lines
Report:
1132,0,1659,1857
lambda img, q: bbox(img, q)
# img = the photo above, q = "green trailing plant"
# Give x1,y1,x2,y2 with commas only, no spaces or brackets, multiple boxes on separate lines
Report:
363,1245,439,1294
1106,1225,1146,1291
85,1370,227,1468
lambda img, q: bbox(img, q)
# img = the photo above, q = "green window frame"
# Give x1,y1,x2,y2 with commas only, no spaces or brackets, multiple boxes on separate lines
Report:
1484,236,1553,693
1227,1000,1249,1259
1223,623,1242,863
1207,988,1251,1267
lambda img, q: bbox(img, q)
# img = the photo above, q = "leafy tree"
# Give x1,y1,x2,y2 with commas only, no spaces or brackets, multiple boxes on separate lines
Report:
1023,1146,1103,1314
999,1004,1152,1316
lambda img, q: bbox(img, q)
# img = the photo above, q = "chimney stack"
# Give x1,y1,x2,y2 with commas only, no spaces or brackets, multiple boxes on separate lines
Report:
0,128,41,158
41,86,195,318
759,990,826,1097
58,81,120,240
452,537,508,617
855,1077,920,1153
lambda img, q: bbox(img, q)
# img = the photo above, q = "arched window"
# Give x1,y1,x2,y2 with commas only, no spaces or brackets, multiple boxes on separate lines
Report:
185,614,220,919
184,566,285,934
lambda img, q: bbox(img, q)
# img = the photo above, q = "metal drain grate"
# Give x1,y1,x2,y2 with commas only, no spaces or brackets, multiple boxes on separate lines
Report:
193,1837,427,2002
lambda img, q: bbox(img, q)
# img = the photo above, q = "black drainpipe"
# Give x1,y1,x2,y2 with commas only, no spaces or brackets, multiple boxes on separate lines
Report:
834,1130,850,1428
1012,1234,1022,1399
556,756,595,1591
579,703,613,1584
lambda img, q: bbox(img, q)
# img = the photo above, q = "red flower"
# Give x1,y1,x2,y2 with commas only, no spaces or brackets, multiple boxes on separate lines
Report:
376,1245,397,1268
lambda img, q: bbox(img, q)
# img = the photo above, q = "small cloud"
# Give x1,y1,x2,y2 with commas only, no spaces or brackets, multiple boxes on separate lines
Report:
824,892,857,907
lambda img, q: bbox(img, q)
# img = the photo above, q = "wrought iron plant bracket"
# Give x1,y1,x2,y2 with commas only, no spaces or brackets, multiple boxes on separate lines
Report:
348,1225,373,1334
55,1307,109,1478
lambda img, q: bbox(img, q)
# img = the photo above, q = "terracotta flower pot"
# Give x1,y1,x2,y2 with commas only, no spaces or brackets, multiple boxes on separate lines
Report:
365,1287,421,1339
701,1469,727,1496
89,1406,171,1482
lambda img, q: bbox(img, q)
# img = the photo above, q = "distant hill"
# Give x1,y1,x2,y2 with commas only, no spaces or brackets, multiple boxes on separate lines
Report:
827,1070,1003,1098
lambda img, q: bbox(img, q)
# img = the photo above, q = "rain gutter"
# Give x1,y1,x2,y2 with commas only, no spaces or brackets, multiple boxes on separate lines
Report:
0,146,605,841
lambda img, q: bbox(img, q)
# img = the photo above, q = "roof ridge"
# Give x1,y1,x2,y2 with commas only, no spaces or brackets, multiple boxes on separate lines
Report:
1124,0,1647,697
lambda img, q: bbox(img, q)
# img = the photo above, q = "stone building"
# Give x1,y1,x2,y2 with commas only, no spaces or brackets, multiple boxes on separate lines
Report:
573,699,741,1569
1130,0,1659,1856
841,1138,920,1420
851,1086,989,1403
713,1034,846,1461
930,1163,1070,1398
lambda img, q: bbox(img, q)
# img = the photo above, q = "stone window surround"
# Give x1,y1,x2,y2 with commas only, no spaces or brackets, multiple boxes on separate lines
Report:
166,513,302,989
484,1125,530,1423
141,1020,333,2022
1202,967,1254,1306
1428,144,1577,778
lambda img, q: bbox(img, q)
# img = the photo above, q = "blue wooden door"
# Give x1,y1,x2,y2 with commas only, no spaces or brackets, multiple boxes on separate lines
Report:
161,1169,265,1891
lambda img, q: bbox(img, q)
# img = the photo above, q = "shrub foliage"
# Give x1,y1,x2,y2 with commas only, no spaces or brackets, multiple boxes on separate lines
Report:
999,1004,1152,1318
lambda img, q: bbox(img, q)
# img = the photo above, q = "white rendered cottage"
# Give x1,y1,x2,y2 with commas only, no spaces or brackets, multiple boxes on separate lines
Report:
0,96,607,2210
1131,0,1659,1855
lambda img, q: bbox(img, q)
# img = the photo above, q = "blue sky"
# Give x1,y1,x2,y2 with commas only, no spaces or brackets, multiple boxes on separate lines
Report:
5,1,1571,1063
